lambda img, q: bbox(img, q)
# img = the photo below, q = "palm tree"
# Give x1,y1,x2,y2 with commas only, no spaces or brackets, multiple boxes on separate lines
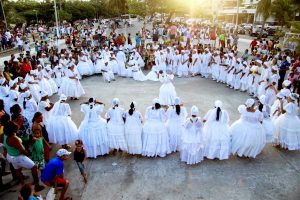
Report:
272,0,294,27
290,21,300,54
108,0,128,16
255,0,272,37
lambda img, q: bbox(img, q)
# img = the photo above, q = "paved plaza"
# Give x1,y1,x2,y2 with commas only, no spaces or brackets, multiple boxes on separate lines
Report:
1,21,300,200
1,74,300,200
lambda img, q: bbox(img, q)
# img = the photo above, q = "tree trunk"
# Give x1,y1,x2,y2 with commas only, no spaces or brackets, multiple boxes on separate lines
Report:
166,9,175,24
260,19,266,38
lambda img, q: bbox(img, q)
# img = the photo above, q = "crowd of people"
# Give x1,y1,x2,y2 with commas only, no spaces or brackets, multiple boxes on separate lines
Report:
0,18,300,200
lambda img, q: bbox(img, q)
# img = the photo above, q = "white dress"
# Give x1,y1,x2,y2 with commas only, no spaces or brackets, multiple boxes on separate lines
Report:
44,69,58,94
231,109,266,158
124,110,143,154
145,65,159,81
132,64,147,82
77,55,93,76
166,106,187,152
37,100,52,125
24,74,41,102
53,66,65,88
159,74,177,106
189,53,199,75
261,104,275,143
22,98,38,127
59,69,85,98
180,117,204,165
106,107,127,151
47,102,78,145
177,54,189,77
274,103,300,150
203,108,231,160
79,104,109,158
142,107,170,157
38,70,54,96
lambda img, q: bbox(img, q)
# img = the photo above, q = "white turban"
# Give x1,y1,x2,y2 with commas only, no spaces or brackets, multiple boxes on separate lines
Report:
191,105,199,115
245,98,255,108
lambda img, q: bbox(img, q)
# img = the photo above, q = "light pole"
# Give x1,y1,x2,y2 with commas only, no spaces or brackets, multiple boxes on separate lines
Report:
236,0,239,28
54,0,60,38
0,0,7,30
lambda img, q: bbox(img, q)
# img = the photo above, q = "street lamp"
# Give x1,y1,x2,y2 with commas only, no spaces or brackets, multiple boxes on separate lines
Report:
53,0,60,38
0,0,7,30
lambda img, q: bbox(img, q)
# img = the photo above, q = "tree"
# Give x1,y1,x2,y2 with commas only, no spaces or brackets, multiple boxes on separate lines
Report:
128,0,146,17
108,0,128,16
256,0,272,37
290,21,300,54
272,0,294,27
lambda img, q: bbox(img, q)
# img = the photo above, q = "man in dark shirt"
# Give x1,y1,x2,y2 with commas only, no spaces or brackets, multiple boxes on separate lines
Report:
41,149,71,200
278,56,290,90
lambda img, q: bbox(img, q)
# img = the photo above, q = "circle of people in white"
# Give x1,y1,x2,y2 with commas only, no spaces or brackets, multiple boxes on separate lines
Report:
1,46,300,165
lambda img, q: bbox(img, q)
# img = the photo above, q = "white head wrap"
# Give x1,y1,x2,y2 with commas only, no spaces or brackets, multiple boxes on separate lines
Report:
112,98,120,106
191,105,199,115
245,98,255,108
59,94,67,101
174,97,180,106
283,80,291,87
214,100,223,108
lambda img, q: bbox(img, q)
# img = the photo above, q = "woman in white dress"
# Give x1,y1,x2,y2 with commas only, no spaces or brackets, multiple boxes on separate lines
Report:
131,59,147,81
180,106,204,165
258,95,275,143
106,98,127,152
25,70,41,102
94,51,104,74
274,93,300,150
231,99,266,158
37,91,54,125
158,71,177,106
59,65,85,100
142,98,170,157
189,49,199,76
22,91,38,127
53,65,65,88
166,97,187,152
47,94,78,149
77,52,93,76
124,101,143,155
44,65,58,94
271,92,286,121
203,100,230,160
177,50,189,78
79,98,109,158
37,65,53,97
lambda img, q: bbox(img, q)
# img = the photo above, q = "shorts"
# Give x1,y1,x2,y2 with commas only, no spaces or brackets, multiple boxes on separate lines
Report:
44,177,67,187
6,154,35,170
76,162,85,174
34,159,45,170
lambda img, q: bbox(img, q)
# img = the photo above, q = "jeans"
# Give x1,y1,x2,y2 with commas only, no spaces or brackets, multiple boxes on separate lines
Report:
76,162,85,174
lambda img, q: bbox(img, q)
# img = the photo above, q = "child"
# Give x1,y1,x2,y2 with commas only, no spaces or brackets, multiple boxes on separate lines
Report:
180,106,204,165
31,129,46,170
74,140,87,183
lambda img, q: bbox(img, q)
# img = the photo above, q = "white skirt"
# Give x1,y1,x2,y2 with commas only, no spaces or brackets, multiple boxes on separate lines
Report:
107,122,128,151
262,118,275,143
274,114,300,150
142,120,170,157
39,79,53,96
47,116,78,145
159,82,177,106
203,122,231,160
77,61,93,76
181,131,204,165
125,123,143,155
167,120,184,152
145,70,159,81
79,119,109,158
59,79,85,98
231,119,266,158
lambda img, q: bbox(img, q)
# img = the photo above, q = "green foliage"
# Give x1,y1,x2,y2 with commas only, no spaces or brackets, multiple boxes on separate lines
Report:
290,21,300,54
128,0,146,17
271,0,294,27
